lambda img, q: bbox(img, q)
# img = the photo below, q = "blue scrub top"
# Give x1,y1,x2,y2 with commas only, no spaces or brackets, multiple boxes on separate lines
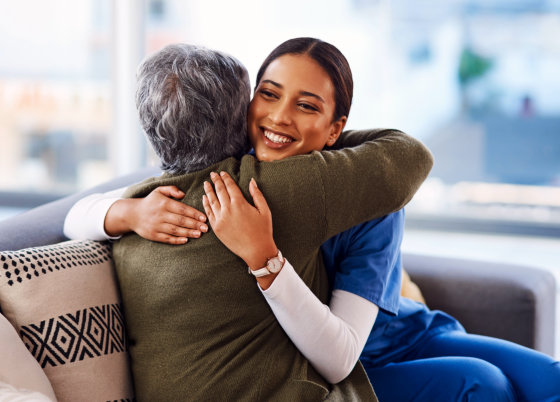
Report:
321,210,464,369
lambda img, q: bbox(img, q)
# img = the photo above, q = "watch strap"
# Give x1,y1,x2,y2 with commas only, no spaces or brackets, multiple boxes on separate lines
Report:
248,250,284,277
249,266,274,277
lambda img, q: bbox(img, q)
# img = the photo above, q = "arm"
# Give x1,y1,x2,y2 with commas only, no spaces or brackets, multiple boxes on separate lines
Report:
261,261,378,384
63,188,125,241
329,128,410,149
317,128,433,239
202,172,378,383
63,186,208,243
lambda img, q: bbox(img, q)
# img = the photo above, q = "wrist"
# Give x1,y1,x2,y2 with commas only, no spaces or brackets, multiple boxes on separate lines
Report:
255,274,278,291
105,199,136,237
245,243,279,271
250,248,284,291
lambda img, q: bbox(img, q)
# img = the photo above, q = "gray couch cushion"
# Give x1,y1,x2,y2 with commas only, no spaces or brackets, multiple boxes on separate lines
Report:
404,253,557,356
0,168,159,252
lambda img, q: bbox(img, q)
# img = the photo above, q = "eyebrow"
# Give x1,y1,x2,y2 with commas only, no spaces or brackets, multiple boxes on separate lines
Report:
261,79,325,103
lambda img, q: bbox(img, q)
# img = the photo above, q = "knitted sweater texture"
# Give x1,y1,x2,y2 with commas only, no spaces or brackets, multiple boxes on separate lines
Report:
113,129,433,401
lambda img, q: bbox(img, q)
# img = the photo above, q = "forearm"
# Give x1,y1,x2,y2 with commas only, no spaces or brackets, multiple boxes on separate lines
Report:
320,128,433,239
260,260,378,384
103,198,142,237
63,188,125,240
330,128,408,149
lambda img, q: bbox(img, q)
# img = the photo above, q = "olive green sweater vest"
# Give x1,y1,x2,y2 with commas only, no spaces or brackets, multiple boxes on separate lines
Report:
113,129,433,401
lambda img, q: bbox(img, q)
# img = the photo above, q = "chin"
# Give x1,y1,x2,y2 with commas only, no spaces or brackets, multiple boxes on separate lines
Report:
256,149,284,162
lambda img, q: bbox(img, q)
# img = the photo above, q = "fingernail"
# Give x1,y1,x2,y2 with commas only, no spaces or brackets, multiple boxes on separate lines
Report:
181,238,188,243
210,172,217,178
199,215,206,222
193,231,201,236
220,171,226,176
200,224,208,232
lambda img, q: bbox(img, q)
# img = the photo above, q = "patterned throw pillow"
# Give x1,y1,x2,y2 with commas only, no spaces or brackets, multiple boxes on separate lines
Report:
0,240,134,402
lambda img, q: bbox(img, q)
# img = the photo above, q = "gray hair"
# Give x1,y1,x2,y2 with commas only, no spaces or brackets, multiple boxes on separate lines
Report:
136,44,251,174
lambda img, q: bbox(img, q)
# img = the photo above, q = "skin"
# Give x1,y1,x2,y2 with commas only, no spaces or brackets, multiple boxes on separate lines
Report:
248,54,346,162
105,54,347,289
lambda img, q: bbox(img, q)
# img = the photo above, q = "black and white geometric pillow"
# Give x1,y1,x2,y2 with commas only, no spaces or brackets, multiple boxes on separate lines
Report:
0,240,135,402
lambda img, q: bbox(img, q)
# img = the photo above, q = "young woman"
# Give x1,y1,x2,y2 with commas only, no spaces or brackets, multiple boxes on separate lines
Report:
65,38,560,401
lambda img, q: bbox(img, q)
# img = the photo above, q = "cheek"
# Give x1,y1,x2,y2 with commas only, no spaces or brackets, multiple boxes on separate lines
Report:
248,98,267,120
300,119,332,145
247,103,261,137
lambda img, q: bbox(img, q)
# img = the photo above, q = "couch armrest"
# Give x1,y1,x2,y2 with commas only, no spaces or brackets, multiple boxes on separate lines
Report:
0,167,159,252
403,252,557,356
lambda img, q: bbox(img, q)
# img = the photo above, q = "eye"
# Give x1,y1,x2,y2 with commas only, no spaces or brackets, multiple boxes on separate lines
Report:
258,89,278,100
298,102,319,112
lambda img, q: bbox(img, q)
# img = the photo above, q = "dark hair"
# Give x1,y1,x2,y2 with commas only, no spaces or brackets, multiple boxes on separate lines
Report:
255,37,353,122
136,44,251,174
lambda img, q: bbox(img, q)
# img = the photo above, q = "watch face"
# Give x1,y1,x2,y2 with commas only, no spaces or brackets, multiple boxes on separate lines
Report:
267,257,283,273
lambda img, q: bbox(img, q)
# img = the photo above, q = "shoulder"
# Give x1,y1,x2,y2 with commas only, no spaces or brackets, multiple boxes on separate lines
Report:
346,210,405,242
322,210,405,260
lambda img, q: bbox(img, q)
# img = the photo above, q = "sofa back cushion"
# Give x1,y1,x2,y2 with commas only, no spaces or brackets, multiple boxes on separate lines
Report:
0,240,134,402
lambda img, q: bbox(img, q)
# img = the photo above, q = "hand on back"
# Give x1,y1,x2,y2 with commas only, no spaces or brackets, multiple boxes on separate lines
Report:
202,171,277,270
107,186,208,244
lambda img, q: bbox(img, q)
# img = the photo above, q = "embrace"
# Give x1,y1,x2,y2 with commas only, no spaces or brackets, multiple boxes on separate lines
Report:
65,38,560,401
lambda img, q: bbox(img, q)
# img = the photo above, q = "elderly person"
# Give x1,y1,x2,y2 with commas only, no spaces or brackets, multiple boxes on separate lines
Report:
73,43,433,401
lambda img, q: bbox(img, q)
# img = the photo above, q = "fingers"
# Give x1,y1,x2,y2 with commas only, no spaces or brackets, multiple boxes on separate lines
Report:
210,172,230,206
219,171,244,202
162,212,208,233
155,185,185,199
249,178,271,215
159,221,203,238
202,194,215,224
153,232,189,245
165,199,206,223
203,180,221,215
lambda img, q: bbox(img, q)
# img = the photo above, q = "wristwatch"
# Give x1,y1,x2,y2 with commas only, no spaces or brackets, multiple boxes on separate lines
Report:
248,250,284,277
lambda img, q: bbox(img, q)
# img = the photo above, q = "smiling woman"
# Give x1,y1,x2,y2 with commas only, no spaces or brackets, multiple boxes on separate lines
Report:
248,38,352,161
249,54,345,160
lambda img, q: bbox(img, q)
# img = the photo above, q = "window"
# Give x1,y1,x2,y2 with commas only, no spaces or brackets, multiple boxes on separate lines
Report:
0,1,113,196
2,0,559,238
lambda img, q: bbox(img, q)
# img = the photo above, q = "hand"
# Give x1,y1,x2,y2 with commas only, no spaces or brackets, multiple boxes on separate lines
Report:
105,186,208,244
202,171,277,270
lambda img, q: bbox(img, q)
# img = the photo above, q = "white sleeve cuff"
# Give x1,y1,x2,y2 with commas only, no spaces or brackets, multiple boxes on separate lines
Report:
63,187,126,241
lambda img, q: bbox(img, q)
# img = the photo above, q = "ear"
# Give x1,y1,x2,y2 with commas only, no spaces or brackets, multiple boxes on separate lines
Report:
326,116,347,146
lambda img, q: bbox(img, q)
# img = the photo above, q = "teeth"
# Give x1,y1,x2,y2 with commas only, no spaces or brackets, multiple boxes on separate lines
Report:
264,130,294,144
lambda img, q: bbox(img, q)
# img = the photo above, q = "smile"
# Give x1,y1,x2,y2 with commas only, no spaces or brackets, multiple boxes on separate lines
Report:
264,130,295,144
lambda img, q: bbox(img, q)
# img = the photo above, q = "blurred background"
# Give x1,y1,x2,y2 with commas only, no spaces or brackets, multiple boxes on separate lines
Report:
0,0,559,269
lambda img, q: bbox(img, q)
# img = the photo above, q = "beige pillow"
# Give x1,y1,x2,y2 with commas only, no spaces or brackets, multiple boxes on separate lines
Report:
0,240,134,402
0,313,56,401
400,268,426,305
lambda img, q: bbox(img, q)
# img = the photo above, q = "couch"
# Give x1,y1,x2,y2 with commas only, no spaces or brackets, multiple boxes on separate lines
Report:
0,168,557,384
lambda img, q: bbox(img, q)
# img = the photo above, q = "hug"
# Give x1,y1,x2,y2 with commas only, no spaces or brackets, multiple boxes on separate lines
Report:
1,38,559,401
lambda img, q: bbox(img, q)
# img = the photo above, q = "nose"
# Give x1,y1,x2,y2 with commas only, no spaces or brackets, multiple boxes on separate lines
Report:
269,99,292,126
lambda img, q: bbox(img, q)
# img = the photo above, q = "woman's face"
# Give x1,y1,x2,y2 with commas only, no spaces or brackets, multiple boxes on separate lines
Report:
248,54,346,162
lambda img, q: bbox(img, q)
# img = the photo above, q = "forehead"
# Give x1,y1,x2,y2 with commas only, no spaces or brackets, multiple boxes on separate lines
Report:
261,54,335,102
